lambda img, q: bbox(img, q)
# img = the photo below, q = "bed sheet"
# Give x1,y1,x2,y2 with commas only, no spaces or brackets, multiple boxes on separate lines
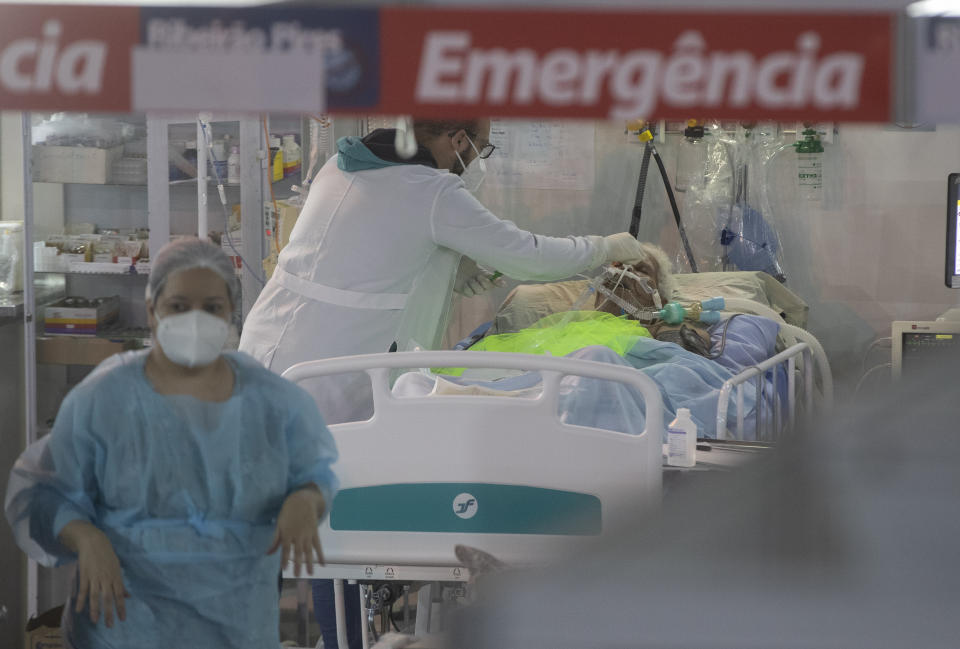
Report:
395,315,787,441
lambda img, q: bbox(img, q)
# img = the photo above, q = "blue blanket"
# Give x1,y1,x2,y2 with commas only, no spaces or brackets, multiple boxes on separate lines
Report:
560,314,786,440
414,315,784,440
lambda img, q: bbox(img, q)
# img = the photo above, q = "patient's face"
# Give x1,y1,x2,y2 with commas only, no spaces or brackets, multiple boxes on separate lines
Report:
596,258,662,318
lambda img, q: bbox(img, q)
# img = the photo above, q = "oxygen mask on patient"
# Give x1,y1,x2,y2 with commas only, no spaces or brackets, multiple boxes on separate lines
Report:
563,264,663,325
603,264,662,309
568,264,724,326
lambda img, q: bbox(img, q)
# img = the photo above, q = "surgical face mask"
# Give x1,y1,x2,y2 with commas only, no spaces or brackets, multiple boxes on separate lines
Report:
156,309,230,368
454,136,487,193
603,264,662,309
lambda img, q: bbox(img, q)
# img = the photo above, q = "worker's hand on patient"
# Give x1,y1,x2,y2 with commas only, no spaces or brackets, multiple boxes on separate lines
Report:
269,486,326,577
455,257,506,298
601,233,647,265
458,273,506,297
60,520,128,628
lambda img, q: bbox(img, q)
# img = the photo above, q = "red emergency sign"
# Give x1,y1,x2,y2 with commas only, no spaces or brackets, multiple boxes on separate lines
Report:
0,5,139,112
379,8,892,122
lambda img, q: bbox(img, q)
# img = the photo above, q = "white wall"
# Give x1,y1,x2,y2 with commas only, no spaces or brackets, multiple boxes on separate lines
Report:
778,125,960,390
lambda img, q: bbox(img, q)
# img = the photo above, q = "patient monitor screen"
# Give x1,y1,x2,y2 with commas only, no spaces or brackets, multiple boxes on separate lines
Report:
953,198,960,279
901,332,960,375
948,173,960,288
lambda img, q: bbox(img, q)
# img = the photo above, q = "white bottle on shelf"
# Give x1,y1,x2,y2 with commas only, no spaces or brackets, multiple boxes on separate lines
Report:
667,408,697,467
227,145,240,185
211,139,227,182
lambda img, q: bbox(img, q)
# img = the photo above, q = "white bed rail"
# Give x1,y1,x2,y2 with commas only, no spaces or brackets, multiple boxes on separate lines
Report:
283,350,664,568
284,350,663,425
716,342,813,442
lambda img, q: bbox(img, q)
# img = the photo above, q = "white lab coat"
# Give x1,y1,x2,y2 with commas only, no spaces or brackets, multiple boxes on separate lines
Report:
239,156,605,423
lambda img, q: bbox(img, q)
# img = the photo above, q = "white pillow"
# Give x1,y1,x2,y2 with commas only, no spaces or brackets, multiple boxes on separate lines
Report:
670,271,808,327
491,271,808,335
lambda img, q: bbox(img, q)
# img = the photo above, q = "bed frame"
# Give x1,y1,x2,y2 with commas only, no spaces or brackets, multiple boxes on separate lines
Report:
281,350,664,649
279,343,820,648
716,342,816,442
283,350,664,566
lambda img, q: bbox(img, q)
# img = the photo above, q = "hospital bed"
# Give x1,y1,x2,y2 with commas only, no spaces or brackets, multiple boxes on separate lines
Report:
280,275,831,647
281,350,664,648
482,269,832,441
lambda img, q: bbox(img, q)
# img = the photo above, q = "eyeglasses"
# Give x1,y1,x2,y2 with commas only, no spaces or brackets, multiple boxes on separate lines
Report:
449,131,497,159
475,142,497,159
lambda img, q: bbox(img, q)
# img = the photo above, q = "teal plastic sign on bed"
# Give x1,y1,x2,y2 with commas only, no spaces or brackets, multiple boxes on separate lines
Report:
330,483,602,536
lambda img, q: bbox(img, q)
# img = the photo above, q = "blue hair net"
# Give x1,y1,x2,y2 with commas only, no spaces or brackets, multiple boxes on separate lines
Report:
146,237,239,305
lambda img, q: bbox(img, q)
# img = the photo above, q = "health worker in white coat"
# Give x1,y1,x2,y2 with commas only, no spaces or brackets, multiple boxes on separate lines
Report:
239,118,649,423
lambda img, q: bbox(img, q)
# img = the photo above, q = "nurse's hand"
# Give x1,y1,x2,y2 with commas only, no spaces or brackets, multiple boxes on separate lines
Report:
457,272,506,297
455,258,506,298
602,233,647,265
60,520,128,628
269,486,326,577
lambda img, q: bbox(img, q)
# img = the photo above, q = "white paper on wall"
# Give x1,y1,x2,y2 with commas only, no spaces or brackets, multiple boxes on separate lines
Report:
485,120,595,191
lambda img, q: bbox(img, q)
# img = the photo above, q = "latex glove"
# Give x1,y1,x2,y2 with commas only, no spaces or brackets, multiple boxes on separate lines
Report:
268,486,326,576
601,232,647,265
59,520,129,628
455,258,506,297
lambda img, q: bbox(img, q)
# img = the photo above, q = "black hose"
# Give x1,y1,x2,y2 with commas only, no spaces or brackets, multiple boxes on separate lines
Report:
707,313,742,360
629,141,653,238
650,146,699,273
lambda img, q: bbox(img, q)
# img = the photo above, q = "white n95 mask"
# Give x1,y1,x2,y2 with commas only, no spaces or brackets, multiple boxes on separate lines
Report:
454,137,487,193
156,310,230,368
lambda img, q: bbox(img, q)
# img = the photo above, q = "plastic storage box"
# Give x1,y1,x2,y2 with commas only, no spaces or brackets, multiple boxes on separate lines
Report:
32,145,124,184
44,296,120,335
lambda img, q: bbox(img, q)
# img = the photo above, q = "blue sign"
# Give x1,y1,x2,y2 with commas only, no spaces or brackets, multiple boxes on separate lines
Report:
139,7,379,111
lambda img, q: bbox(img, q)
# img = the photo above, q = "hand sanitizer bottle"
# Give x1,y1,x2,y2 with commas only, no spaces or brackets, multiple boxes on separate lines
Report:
667,408,697,467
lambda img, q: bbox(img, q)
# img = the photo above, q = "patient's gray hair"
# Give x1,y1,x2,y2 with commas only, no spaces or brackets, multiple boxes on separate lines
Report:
636,242,675,304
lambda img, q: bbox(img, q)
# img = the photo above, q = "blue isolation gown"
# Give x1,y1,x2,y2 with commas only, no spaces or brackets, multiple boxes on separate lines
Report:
4,350,339,649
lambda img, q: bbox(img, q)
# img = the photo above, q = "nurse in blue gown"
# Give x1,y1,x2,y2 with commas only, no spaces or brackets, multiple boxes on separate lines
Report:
5,237,339,649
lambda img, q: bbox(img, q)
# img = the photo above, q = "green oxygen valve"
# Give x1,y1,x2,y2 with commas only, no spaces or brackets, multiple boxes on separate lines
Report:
658,302,687,325
656,297,725,325
794,127,824,201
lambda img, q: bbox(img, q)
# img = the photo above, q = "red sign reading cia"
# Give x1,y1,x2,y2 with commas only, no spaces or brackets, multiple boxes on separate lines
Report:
0,5,139,112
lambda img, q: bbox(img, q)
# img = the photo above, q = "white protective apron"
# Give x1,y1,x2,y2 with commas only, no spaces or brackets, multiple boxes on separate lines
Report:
267,246,461,423
271,247,460,353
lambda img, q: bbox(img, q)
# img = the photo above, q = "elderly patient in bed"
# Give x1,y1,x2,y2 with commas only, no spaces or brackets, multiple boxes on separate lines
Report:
487,242,713,356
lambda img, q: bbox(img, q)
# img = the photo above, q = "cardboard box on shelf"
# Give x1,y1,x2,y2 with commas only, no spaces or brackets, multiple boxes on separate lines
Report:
24,605,63,649
44,296,120,336
37,336,135,366
32,144,124,184
276,199,302,250
263,249,279,280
